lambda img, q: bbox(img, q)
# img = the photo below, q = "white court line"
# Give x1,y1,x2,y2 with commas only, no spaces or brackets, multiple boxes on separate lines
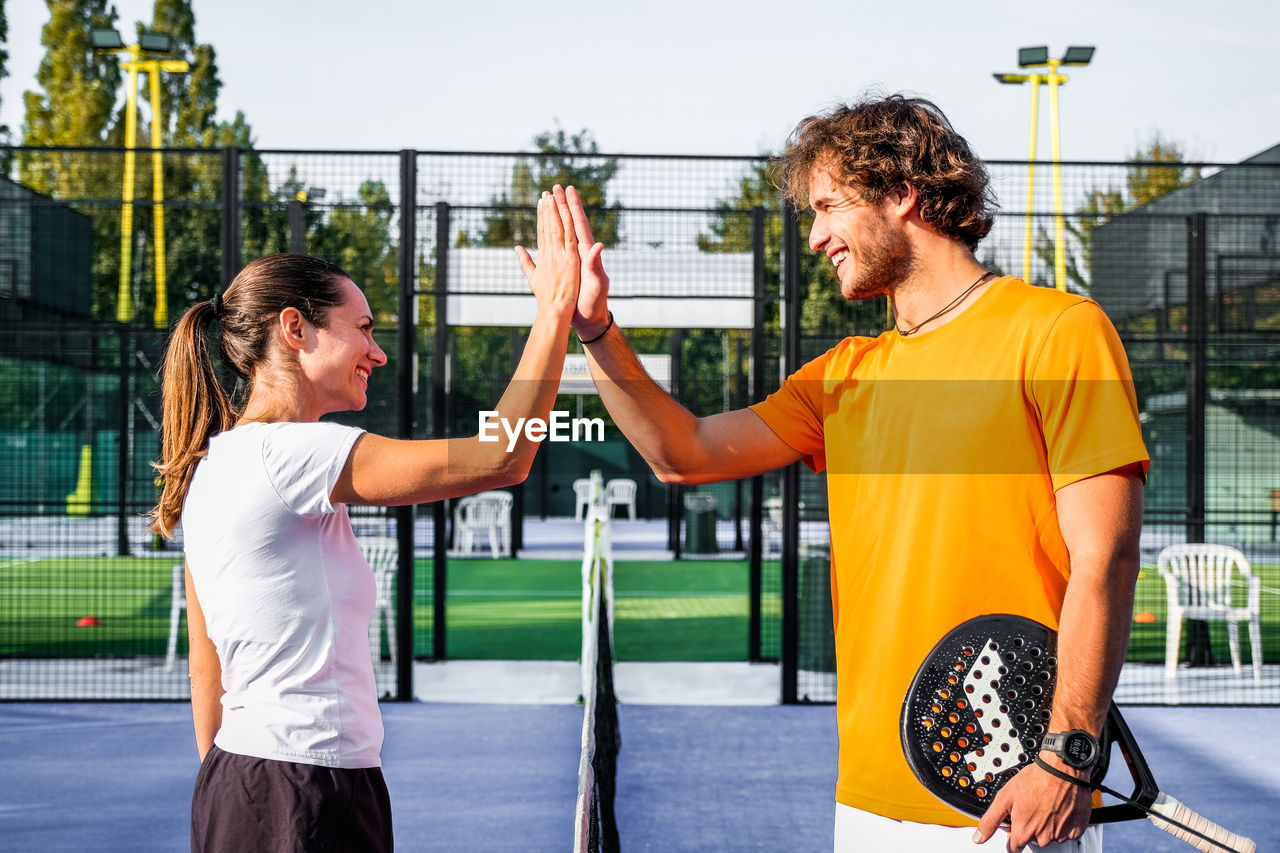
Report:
0,558,40,570
429,589,750,598
5,589,165,596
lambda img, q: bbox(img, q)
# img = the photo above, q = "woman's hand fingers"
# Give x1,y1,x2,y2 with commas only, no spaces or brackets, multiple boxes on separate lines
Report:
542,189,564,248
552,185,576,250
522,187,581,312
536,192,549,252
514,246,536,282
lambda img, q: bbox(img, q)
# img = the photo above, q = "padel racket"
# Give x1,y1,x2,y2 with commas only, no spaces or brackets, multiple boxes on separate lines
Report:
900,614,1255,853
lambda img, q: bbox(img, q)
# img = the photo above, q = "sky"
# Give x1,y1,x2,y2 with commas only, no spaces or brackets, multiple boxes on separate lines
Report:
3,0,1279,164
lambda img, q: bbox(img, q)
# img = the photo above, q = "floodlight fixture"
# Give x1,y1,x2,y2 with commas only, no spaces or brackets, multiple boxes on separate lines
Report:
137,31,173,53
93,26,189,327
1018,46,1049,68
994,43,1095,291
1061,45,1095,66
90,28,125,50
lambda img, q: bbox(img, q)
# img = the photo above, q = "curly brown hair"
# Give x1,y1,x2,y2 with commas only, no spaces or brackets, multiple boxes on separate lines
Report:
777,94,996,251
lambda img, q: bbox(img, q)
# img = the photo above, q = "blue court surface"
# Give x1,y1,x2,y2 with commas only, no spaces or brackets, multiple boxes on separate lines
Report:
0,702,1274,851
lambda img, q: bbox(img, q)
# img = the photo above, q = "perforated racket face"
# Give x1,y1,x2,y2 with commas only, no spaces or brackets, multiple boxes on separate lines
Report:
900,614,1059,818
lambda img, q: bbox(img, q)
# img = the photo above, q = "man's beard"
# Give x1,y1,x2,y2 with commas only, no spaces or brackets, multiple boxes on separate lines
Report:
841,209,916,302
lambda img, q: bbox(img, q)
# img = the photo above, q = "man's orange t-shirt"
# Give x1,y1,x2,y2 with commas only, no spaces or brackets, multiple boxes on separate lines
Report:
750,277,1149,824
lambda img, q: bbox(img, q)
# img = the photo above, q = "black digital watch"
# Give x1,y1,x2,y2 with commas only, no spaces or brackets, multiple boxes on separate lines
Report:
1039,729,1101,770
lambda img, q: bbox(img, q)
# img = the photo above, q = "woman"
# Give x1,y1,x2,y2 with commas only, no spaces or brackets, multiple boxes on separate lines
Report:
150,188,582,851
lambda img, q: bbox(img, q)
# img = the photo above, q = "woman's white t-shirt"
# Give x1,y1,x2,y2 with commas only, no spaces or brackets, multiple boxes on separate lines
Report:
182,421,381,768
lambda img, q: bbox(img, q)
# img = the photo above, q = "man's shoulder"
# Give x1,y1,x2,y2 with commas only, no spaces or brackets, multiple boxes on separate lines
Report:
801,333,888,373
997,277,1095,314
989,278,1118,339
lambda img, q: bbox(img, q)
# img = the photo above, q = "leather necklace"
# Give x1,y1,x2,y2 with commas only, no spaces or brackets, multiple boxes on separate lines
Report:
894,271,993,337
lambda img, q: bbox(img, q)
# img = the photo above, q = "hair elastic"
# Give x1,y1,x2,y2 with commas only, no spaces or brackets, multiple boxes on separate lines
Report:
210,292,224,319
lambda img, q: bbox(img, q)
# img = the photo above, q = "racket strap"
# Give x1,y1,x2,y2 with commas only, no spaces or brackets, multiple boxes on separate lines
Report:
1031,757,1237,853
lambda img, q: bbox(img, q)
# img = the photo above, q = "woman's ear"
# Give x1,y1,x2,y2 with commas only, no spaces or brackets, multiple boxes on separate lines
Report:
277,307,309,353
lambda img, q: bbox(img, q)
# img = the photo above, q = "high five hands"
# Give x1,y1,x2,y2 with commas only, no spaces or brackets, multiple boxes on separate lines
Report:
514,185,582,318
512,185,612,339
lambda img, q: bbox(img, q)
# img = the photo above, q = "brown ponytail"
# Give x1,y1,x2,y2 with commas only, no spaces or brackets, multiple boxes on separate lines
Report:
148,300,237,538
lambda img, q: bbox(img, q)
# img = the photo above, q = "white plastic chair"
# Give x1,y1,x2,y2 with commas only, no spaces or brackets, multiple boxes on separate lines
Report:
573,478,593,522
604,478,637,521
165,562,186,670
1157,543,1262,681
454,491,514,557
761,496,784,555
358,536,398,696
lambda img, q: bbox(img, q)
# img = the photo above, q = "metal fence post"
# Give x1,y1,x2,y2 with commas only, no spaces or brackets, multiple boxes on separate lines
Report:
1185,211,1212,667
781,201,801,704
749,205,766,662
1186,212,1207,543
432,201,450,660
219,146,241,289
394,150,417,699
288,198,305,255
668,330,684,557
116,327,131,557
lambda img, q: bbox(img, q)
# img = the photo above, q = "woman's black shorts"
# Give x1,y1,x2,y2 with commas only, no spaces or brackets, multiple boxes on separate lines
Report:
191,745,393,852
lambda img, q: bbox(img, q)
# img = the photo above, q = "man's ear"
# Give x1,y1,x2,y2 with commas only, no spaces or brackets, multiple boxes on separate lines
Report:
884,183,919,219
277,307,308,353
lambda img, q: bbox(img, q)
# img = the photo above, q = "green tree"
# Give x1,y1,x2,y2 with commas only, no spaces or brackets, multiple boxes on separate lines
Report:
698,160,885,359
18,1,125,317
310,179,399,320
138,0,276,320
0,0,10,147
446,127,624,429
474,126,621,248
19,1,121,193
1036,136,1202,294
17,0,270,320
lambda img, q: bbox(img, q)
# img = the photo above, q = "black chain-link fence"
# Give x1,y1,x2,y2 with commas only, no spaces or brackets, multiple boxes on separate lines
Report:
1,146,1277,703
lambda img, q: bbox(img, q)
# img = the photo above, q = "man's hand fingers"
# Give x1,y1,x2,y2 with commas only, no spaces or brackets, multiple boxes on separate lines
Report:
566,185,596,247
974,792,1009,846
585,242,606,274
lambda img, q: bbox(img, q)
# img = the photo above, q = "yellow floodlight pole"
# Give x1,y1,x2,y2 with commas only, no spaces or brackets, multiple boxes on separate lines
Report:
118,47,141,324
1045,57,1069,293
994,71,1046,286
995,46,1094,293
1025,75,1041,285
93,31,188,326
145,58,190,328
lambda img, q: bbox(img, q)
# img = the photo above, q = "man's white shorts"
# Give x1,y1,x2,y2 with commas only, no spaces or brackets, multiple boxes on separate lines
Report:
835,803,1104,852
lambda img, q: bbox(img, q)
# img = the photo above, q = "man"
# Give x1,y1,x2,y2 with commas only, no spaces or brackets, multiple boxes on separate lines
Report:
561,95,1147,851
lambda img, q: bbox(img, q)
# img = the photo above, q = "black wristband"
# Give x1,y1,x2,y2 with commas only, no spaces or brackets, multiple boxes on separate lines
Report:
579,311,614,345
1032,755,1094,789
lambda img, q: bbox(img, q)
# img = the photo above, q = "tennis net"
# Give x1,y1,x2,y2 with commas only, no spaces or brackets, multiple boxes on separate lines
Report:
574,471,621,853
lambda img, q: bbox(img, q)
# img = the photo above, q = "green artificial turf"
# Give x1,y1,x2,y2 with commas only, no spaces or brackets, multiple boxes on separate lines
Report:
5,554,1273,668
0,555,782,662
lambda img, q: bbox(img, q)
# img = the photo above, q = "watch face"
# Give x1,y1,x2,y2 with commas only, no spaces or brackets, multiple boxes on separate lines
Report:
1062,732,1096,767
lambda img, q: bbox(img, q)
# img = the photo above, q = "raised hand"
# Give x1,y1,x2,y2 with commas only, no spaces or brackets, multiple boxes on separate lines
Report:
514,185,581,317
564,185,611,339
